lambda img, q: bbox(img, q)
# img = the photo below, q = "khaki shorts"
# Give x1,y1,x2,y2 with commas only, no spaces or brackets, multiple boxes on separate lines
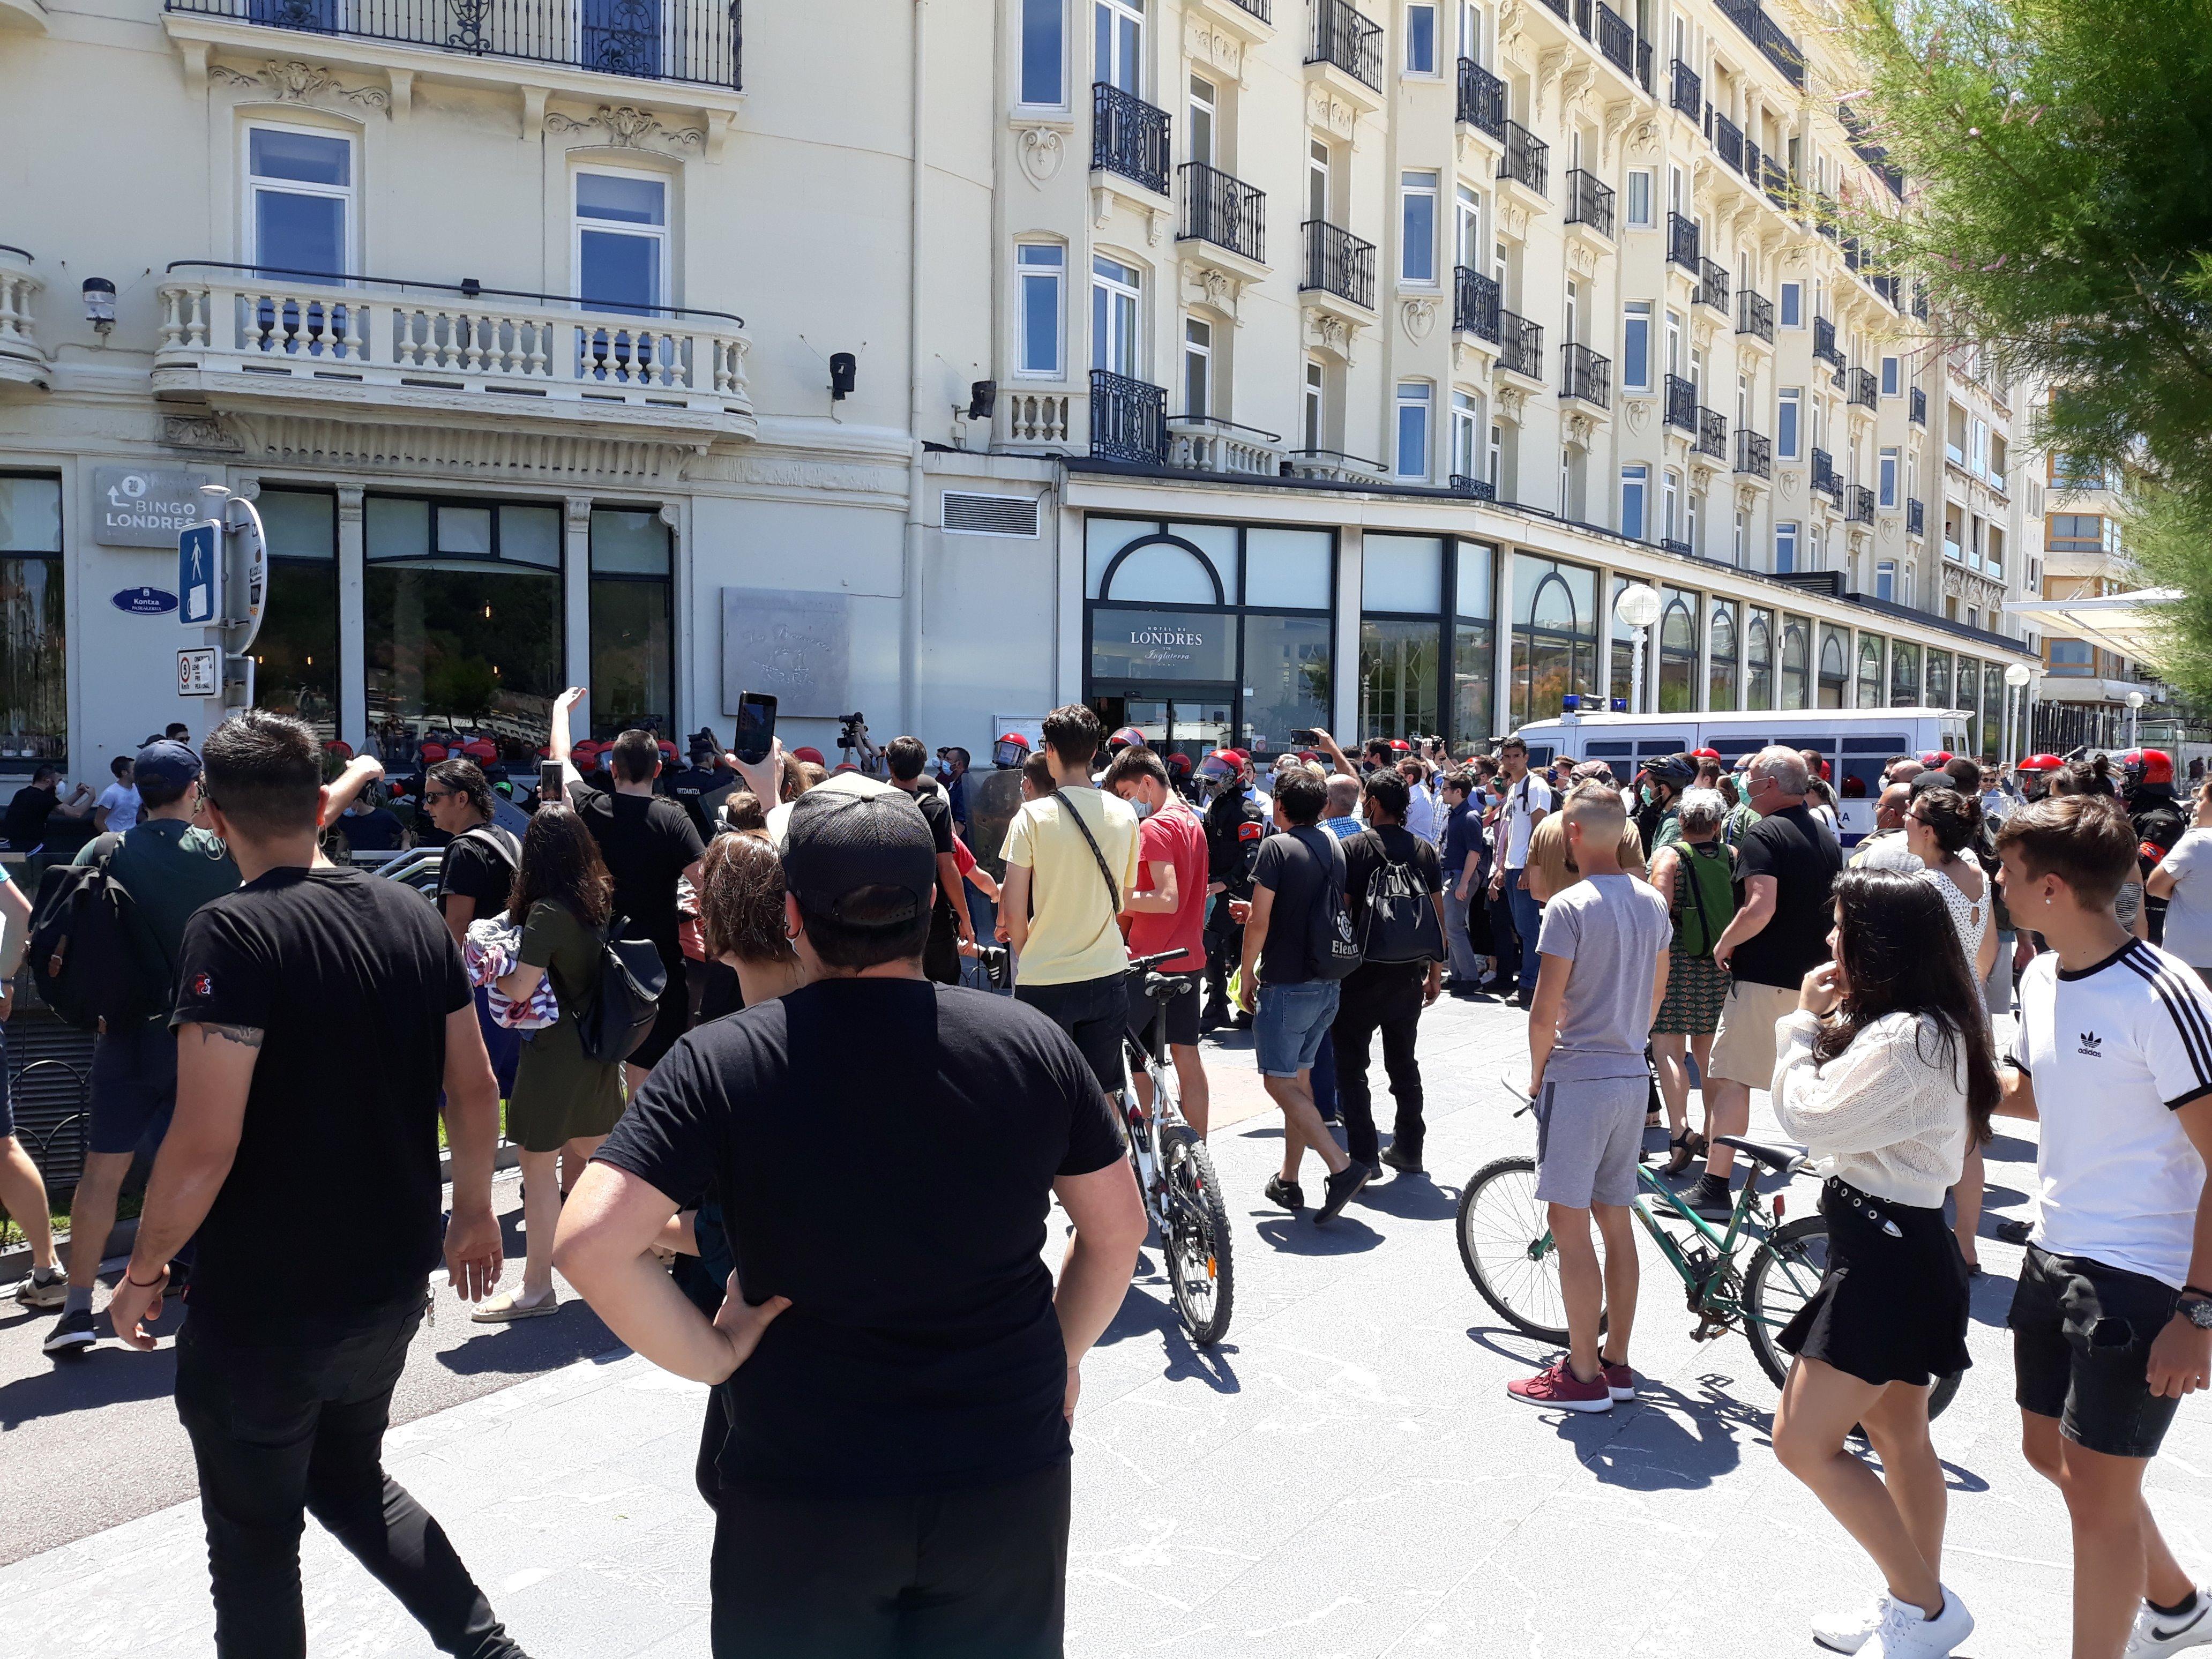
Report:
1708,980,1799,1089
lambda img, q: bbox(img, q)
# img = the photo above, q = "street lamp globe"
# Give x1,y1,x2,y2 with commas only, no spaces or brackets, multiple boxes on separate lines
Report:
2127,690,2147,711
2004,662,2033,689
1613,584,1663,630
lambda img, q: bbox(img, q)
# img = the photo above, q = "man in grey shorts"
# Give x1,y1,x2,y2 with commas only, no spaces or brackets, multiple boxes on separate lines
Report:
1508,784,1673,1416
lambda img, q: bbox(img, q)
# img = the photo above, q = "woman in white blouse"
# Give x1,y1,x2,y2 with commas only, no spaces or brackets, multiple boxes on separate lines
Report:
1766,868,2001,1658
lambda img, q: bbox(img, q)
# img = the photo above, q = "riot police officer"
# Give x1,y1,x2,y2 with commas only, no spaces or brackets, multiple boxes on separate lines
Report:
2125,747,2187,945
1200,748,1268,1031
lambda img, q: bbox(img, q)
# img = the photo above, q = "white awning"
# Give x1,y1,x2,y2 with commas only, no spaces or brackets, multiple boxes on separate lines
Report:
2005,588,2181,666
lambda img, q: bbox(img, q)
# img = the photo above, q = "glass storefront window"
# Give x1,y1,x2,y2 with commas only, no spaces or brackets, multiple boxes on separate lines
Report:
1454,542,1496,745
1926,649,1952,711
1745,608,1774,710
1244,526,1333,607
1359,619,1440,738
1242,611,1331,756
1982,663,2005,761
1957,659,1980,753
252,490,339,742
1891,640,1920,706
1818,625,1849,709
1362,534,1443,612
1708,602,1738,712
0,475,65,766
1091,607,1238,682
1658,587,1698,714
1608,574,1634,712
1781,617,1811,710
364,494,565,767
1858,636,1884,709
1512,553,1598,728
590,509,672,739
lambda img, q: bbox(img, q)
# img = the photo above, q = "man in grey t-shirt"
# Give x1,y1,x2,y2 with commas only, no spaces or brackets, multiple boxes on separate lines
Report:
1507,784,1672,1417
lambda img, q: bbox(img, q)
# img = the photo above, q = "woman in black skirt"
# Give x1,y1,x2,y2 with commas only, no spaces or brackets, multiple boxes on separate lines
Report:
1767,868,1999,1658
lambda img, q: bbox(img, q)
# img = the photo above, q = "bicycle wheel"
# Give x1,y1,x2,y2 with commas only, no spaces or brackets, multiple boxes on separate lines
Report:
1457,1155,1606,1343
1160,1125,1234,1346
1743,1216,1829,1390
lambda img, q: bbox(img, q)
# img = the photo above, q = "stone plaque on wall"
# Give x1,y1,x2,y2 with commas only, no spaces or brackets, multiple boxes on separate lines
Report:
721,588,851,718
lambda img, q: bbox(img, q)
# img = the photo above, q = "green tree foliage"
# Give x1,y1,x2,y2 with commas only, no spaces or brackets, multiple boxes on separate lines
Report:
1846,0,2212,494
2122,483,2212,708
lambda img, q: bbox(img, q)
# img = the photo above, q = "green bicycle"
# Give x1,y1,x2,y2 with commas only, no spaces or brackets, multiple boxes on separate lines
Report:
1457,1109,1961,1418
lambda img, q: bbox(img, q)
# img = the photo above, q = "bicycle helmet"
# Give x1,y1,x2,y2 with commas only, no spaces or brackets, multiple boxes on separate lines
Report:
1643,752,1698,790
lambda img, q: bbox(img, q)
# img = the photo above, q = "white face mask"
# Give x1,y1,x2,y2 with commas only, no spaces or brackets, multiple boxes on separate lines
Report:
1130,793,1157,819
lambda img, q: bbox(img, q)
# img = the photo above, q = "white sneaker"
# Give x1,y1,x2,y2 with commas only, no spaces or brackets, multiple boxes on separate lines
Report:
1871,1588,1973,1657
2129,1590,2212,1657
1812,1595,1892,1655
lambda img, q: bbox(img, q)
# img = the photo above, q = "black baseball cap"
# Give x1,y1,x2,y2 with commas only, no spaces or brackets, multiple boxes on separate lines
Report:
780,774,937,929
133,739,203,791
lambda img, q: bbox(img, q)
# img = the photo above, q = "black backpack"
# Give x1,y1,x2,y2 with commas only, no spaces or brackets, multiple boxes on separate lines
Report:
27,845,172,1032
1356,832,1444,964
1303,829,1366,981
576,923,668,1065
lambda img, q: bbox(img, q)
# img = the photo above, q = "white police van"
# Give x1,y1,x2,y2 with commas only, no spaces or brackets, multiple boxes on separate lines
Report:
1508,706,1976,845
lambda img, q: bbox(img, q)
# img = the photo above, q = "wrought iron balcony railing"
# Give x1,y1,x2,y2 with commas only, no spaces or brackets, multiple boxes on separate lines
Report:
1561,341,1611,408
1224,0,1271,19
1450,473,1498,500
1093,82,1171,196
1907,497,1925,537
1848,366,1878,410
1667,211,1699,272
1660,537,1694,558
1564,168,1615,237
1089,368,1167,464
165,0,742,87
1596,4,1633,74
1456,57,1505,137
1909,386,1928,426
1698,258,1729,313
1663,372,1697,432
1306,0,1383,91
1811,447,1844,502
1812,315,1843,367
1713,111,1743,173
1737,287,1773,342
1454,265,1500,342
1695,406,1728,460
1301,219,1376,309
1847,484,1875,525
1498,121,1549,195
1735,428,1772,479
1498,309,1543,380
1761,153,1790,207
1670,57,1701,121
1178,162,1266,264
1636,36,1653,91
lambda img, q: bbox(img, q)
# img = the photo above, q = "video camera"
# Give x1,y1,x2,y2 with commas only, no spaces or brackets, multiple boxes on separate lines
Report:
838,712,868,752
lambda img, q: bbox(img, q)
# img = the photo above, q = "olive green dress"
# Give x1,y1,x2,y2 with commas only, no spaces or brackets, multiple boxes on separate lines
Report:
507,900,626,1152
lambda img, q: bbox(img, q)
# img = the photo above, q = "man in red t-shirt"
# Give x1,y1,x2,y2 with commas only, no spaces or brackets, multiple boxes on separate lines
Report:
1105,748,1213,1135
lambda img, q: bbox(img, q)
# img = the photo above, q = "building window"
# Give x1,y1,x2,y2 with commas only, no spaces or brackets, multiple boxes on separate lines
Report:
1781,618,1811,710
1092,255,1142,377
1622,300,1651,391
574,170,668,313
1658,588,1699,713
1458,0,1482,61
1876,559,1896,602
1183,316,1212,418
2047,513,2104,552
1395,382,1432,479
1401,170,1440,283
1094,0,1144,95
1620,464,1648,541
1022,0,1066,104
1776,520,1798,574
1858,634,1884,707
1880,354,1900,398
0,475,66,767
1779,280,1803,328
1662,470,1680,544
1455,184,1482,269
1309,138,1332,223
1187,72,1216,165
1777,387,1801,459
1625,169,1653,228
1451,390,1480,480
1360,534,1445,739
1745,608,1775,709
1512,553,1600,727
1016,243,1065,376
248,125,353,276
1708,601,1738,711
252,490,340,742
1732,510,1746,566
590,509,674,740
1879,447,1898,508
1488,422,1504,490
1987,525,2005,578
1819,626,1849,708
1406,2,1439,71
1303,357,1326,450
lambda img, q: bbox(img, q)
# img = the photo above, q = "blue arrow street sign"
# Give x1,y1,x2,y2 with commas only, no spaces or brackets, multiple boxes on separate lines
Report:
179,522,220,626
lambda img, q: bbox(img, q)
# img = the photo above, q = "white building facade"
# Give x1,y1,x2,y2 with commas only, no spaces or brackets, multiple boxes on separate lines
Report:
0,0,2044,780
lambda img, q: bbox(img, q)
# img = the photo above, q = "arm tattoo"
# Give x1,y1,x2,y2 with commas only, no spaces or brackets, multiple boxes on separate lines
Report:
199,1023,265,1050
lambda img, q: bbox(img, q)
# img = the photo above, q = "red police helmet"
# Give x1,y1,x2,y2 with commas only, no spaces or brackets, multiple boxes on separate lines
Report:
1388,738,1411,752
1109,726,1146,751
1690,748,1721,760
420,743,449,763
2017,753,2064,773
1919,750,1953,766
791,746,826,766
2124,748,2175,786
1212,748,1249,768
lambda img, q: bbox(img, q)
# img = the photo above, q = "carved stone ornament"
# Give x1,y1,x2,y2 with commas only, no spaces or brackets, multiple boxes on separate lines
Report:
161,413,241,452
1305,310,1357,364
1880,517,1902,544
1566,241,1598,278
1184,17,1244,80
1693,318,1716,352
1185,261,1247,324
1778,467,1800,499
1625,399,1651,436
1401,297,1439,343
1503,200,1531,240
1627,117,1660,158
1736,482,1759,513
1015,125,1066,186
1497,0,1527,53
1602,100,1635,167
1565,411,1593,446
545,105,706,154
208,59,389,111
1498,385,1527,421
1560,63,1597,124
1307,84,1357,141
1691,460,1717,490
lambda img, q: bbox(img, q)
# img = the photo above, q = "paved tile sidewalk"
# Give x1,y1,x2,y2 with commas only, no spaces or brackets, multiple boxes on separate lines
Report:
6,993,2210,1657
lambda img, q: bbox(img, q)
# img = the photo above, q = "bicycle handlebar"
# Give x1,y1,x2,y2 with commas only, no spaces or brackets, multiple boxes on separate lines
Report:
1126,948,1192,973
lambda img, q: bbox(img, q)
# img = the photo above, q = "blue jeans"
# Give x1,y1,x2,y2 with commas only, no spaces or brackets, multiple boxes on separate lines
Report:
1507,877,1544,993
1254,980,1342,1078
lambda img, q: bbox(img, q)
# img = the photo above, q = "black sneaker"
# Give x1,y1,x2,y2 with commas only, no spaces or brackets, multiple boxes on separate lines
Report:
1262,1175,1304,1211
1380,1142,1424,1175
1315,1162,1371,1223
43,1307,96,1356
1686,1174,1735,1220
1993,1217,2033,1246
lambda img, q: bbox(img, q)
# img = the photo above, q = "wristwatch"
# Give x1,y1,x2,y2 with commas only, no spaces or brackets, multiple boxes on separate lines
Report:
2180,1289,2212,1331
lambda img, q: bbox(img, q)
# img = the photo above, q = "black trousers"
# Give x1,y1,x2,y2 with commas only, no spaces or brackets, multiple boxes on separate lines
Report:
1484,887,1521,988
175,1297,520,1659
708,1461,1072,1658
1332,959,1429,1165
1203,914,1244,1013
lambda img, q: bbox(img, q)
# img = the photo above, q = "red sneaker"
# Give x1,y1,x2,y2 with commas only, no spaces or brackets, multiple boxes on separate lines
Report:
1506,1362,1613,1413
1601,1360,1636,1401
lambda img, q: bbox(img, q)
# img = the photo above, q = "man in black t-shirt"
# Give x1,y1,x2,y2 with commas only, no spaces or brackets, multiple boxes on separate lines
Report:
550,692,706,1089
1334,771,1447,1177
556,777,1145,1659
425,756,524,1097
3,764,93,850
1699,745,1843,1216
103,711,524,1659
886,734,975,985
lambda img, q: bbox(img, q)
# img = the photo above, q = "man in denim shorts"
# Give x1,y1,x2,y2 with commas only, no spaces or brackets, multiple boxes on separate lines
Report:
1237,769,1366,1225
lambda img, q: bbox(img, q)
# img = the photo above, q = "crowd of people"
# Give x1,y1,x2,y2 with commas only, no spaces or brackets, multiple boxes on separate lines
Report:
0,703,2207,1659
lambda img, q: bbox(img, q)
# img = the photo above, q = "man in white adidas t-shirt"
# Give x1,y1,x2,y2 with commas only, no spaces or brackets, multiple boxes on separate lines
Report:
1995,793,2212,1659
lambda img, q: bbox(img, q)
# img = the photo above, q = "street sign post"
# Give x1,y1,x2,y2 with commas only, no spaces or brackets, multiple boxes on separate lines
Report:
178,648,218,699
178,488,272,719
178,521,221,625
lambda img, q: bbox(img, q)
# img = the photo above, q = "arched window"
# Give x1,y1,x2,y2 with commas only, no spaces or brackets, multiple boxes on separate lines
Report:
1512,554,1599,725
1658,589,1698,713
1818,627,1848,708
1708,602,1738,712
1858,635,1884,709
1101,537,1224,605
1781,620,1811,710
1746,610,1774,709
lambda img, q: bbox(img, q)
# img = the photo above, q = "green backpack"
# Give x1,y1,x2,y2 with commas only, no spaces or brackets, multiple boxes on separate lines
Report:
1675,841,1739,959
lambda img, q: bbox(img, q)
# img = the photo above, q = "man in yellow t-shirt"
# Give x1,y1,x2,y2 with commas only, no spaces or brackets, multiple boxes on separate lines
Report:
1000,705,1144,1098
